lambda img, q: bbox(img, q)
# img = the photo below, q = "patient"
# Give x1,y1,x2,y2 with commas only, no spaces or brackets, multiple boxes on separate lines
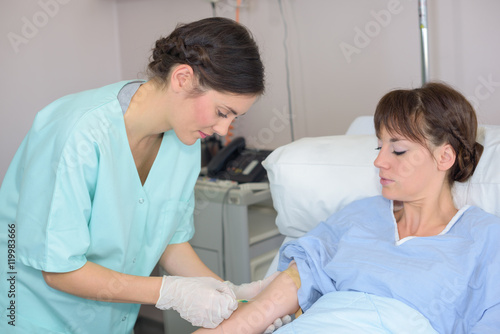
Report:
195,82,500,334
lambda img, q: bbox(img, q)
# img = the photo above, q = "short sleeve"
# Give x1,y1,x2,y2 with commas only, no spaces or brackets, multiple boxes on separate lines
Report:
167,191,196,244
17,127,98,272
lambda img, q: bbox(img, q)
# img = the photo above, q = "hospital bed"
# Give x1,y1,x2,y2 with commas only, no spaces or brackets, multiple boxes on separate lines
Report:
263,116,500,277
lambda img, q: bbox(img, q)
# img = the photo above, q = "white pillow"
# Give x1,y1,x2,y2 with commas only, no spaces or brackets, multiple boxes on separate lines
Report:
263,126,500,238
453,125,500,216
262,135,381,238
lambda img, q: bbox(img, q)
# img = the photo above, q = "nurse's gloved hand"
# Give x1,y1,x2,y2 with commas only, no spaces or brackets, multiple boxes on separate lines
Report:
155,276,237,328
224,271,280,301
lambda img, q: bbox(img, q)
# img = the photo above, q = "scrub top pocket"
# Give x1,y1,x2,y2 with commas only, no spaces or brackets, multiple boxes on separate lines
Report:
146,200,195,260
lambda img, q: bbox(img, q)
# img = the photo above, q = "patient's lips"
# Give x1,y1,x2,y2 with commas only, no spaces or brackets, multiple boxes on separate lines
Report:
379,176,394,186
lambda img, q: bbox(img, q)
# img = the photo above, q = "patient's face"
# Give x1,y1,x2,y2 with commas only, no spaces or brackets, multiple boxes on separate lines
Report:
374,127,442,202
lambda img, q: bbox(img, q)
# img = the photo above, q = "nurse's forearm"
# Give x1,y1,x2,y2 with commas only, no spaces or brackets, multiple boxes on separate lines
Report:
42,261,162,304
160,242,222,280
193,264,301,334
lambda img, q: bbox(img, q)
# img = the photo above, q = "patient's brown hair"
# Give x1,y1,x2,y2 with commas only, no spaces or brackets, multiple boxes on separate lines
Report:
374,82,483,184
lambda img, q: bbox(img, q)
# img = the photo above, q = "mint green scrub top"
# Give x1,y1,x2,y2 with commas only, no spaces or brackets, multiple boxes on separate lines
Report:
0,81,200,333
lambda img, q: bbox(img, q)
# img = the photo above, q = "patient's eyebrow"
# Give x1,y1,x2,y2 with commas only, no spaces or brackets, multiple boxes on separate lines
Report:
377,137,404,143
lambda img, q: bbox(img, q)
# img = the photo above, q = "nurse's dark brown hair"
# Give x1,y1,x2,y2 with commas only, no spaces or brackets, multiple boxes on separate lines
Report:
374,82,483,184
147,17,264,96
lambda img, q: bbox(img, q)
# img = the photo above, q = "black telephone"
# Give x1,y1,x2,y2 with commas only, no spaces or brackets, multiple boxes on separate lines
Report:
206,137,272,183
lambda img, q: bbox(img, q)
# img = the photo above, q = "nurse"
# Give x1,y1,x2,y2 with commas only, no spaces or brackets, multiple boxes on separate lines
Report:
0,17,267,333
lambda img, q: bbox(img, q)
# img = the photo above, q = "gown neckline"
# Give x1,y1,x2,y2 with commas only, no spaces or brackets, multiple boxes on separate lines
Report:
391,201,471,246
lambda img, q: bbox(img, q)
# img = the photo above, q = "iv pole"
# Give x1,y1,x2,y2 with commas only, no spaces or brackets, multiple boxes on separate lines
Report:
419,0,430,85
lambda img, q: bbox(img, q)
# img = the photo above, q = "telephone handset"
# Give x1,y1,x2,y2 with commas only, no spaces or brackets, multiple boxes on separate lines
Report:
206,137,272,183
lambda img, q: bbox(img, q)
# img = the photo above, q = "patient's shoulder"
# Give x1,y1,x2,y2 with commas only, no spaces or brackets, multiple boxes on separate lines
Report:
459,206,500,226
324,195,390,226
341,195,389,214
450,206,500,253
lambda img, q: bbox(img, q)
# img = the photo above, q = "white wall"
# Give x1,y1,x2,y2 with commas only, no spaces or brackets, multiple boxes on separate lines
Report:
114,0,500,150
429,0,500,126
2,0,500,181
114,0,423,149
0,0,122,181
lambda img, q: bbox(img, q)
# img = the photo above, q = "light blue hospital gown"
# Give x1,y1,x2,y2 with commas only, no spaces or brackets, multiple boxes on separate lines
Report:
0,81,200,333
278,196,500,333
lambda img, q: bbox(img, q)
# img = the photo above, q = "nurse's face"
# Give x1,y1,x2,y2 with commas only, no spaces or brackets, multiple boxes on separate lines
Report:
374,127,441,202
174,90,257,146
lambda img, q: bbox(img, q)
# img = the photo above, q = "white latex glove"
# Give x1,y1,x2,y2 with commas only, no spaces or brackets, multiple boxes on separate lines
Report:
225,271,280,301
155,276,237,328
263,315,293,333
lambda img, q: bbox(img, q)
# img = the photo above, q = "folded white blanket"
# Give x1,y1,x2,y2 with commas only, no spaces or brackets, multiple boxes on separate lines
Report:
275,291,438,334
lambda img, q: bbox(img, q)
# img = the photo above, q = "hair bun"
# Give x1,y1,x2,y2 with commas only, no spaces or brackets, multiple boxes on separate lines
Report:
472,141,484,168
453,141,484,183
147,17,264,95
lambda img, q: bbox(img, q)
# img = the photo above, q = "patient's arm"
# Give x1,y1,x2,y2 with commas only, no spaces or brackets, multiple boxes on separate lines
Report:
193,264,301,334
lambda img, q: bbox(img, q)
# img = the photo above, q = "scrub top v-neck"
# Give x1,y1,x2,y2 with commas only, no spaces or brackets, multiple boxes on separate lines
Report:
0,80,201,333
118,80,166,189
